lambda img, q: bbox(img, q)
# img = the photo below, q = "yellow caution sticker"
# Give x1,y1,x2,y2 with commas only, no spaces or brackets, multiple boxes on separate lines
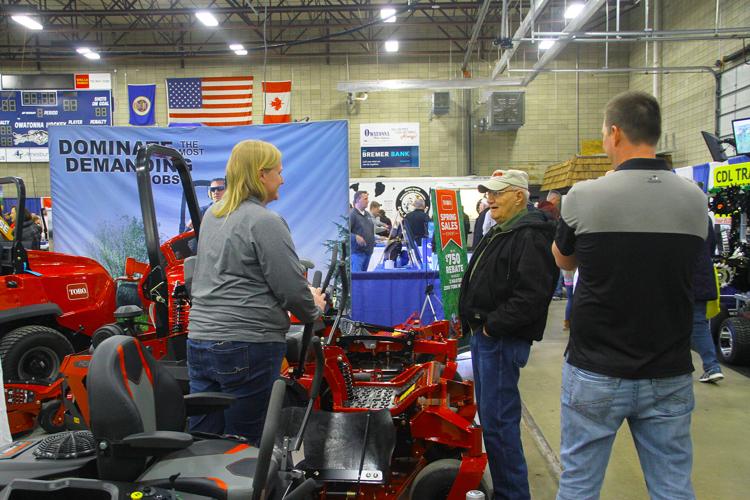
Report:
713,162,750,188
397,383,417,402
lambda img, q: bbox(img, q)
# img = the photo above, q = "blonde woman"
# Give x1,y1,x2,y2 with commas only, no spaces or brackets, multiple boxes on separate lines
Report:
187,140,325,445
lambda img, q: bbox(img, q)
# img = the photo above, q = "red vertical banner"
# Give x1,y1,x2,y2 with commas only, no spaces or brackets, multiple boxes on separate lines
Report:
431,189,469,325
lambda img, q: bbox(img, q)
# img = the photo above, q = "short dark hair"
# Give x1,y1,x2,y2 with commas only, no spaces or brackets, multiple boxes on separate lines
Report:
210,177,226,185
604,91,661,146
369,201,381,209
353,190,368,204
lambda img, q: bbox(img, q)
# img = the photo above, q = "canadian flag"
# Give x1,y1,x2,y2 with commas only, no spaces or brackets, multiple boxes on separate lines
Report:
263,81,292,123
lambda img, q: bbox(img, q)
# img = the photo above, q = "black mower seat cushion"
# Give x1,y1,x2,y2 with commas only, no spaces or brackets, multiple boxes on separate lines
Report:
139,439,259,500
280,407,396,484
285,324,306,363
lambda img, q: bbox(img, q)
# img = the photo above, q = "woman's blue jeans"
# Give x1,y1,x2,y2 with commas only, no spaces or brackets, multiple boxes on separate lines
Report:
187,339,286,446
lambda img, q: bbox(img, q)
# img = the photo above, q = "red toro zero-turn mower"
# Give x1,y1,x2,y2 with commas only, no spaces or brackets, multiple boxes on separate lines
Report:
0,177,117,382
4,145,204,436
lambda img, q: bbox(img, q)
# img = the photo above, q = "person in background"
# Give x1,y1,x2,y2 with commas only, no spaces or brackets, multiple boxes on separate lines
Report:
200,177,227,218
459,169,559,500
10,208,41,250
369,200,390,237
379,209,392,234
692,218,724,383
349,190,375,271
187,140,325,445
473,199,490,248
538,190,562,221
403,198,430,244
553,91,706,500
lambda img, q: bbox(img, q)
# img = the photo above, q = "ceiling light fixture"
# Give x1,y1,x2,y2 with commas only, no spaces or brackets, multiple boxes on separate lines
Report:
83,52,101,60
229,44,244,51
195,11,219,27
11,15,43,31
234,49,248,56
384,40,399,53
76,47,91,54
564,3,586,19
380,8,397,23
538,39,555,50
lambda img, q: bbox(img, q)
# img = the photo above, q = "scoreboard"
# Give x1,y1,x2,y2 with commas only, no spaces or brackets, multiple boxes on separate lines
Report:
0,89,112,162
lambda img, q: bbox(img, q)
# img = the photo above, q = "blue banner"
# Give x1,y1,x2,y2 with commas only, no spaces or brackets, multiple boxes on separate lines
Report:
127,84,156,126
48,121,349,277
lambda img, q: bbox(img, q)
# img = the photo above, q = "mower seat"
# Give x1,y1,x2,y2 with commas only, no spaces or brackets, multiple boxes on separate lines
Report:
88,336,259,500
285,324,306,364
280,406,396,484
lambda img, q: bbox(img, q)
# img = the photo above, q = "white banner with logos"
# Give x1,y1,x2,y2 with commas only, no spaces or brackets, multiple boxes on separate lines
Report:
360,122,419,168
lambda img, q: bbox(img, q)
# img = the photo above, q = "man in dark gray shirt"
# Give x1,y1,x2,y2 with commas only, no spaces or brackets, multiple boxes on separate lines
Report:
349,190,375,272
553,91,706,500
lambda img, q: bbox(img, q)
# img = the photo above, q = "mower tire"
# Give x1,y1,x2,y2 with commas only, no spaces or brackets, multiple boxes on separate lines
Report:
91,323,128,350
38,400,67,434
717,317,750,365
0,325,74,381
116,281,142,308
409,458,492,500
709,305,730,343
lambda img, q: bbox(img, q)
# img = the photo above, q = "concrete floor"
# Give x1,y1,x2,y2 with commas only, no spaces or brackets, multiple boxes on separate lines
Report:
515,300,750,500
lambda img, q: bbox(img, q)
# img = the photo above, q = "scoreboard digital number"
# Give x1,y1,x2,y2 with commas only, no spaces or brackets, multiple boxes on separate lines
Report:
0,89,111,162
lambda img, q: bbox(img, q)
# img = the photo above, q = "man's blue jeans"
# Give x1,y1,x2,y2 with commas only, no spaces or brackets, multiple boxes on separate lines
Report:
692,301,720,373
471,330,532,500
557,362,695,500
187,339,286,446
351,251,371,272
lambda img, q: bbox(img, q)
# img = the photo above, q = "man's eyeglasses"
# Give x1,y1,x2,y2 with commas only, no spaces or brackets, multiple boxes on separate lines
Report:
209,186,226,193
485,188,512,198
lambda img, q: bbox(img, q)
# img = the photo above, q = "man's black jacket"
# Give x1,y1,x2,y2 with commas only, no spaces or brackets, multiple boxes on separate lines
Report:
458,209,559,343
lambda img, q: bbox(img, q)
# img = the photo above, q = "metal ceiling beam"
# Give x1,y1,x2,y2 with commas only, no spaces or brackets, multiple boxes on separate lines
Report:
490,0,552,79
521,0,607,86
460,0,493,73
0,3,488,17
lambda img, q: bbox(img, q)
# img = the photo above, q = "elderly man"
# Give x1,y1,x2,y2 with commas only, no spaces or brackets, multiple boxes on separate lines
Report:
403,198,430,244
459,170,559,500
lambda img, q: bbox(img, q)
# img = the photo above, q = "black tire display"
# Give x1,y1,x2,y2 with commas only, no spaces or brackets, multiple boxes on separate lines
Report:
709,305,730,343
0,325,74,381
716,317,750,365
38,400,67,434
409,458,491,500
116,281,142,308
91,323,128,350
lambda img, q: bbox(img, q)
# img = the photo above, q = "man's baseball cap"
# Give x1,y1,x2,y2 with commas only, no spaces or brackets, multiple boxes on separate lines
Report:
478,169,529,193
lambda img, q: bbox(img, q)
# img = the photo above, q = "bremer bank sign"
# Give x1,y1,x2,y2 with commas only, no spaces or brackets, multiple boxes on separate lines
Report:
360,123,419,169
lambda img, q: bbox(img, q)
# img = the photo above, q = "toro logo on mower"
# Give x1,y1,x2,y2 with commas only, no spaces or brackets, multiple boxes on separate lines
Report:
66,283,90,300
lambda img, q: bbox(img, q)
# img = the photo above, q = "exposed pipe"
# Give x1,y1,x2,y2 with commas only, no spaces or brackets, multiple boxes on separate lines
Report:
490,0,553,79
501,0,509,40
508,66,717,75
531,27,750,37
521,0,607,86
653,0,660,100
520,33,750,43
461,0,494,74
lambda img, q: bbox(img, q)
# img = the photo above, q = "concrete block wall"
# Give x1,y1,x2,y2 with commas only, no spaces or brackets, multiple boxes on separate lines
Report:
2,0,747,195
626,0,750,168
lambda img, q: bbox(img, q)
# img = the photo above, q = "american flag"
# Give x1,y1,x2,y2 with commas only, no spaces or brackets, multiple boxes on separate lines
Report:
166,76,253,126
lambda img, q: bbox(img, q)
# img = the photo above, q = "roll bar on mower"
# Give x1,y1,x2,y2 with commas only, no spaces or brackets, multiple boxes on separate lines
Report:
0,176,28,276
134,145,202,338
